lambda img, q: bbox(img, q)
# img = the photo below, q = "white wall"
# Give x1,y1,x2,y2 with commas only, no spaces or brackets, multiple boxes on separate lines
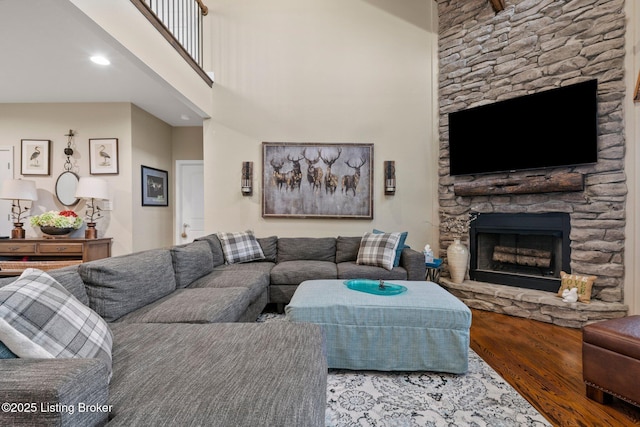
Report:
131,105,174,252
204,0,439,249
624,0,639,314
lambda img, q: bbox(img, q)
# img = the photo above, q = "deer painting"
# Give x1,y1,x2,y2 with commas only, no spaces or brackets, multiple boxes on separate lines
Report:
263,143,372,219
286,154,304,192
270,158,289,191
320,148,341,195
302,149,323,192
342,157,367,196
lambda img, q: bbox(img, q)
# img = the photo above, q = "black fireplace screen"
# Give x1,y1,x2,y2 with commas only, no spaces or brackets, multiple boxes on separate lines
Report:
470,213,570,292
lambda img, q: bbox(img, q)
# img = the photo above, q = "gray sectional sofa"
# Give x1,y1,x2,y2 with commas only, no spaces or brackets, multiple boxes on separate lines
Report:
195,234,426,310
0,233,425,426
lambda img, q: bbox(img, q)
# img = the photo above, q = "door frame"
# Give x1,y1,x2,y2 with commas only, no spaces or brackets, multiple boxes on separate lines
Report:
0,146,15,237
174,160,204,244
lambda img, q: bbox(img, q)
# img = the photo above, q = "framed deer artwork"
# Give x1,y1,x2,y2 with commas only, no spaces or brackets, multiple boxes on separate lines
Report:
262,142,373,219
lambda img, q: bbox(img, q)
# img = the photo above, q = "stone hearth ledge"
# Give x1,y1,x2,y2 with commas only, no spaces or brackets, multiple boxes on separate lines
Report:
439,279,628,329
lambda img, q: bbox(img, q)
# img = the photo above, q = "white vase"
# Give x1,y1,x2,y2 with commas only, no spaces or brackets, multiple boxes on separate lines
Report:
447,238,469,284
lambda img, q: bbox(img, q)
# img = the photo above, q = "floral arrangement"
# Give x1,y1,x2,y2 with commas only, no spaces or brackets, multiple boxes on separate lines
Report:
30,210,83,229
440,212,478,238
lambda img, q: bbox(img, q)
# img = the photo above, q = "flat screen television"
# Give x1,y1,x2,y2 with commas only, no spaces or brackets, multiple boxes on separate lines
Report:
448,79,598,176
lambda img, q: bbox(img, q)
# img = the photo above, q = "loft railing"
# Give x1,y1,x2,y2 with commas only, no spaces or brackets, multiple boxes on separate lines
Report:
130,0,213,86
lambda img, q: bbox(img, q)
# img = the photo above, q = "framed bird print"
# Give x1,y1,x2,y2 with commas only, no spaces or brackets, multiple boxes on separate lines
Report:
89,138,119,175
21,139,51,175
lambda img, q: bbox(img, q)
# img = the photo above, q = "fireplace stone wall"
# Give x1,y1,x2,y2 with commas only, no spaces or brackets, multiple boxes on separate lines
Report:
436,0,628,325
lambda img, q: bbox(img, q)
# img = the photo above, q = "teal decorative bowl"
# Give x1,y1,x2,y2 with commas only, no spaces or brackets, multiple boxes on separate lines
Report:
344,279,407,296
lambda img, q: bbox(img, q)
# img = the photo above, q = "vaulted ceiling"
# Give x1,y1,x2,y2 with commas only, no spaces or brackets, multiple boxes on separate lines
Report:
0,0,205,126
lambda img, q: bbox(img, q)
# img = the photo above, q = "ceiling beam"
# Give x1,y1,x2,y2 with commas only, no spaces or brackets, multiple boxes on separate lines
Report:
489,0,505,12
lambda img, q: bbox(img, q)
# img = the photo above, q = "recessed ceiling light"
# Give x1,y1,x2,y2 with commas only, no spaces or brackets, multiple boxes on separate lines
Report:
90,55,110,66
180,114,191,121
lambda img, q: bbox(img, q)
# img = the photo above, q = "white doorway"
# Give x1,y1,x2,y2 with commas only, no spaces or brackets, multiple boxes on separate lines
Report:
175,160,204,244
0,147,15,237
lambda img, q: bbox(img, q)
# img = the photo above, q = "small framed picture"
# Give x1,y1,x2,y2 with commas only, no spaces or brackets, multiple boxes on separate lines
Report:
89,138,119,174
21,139,51,175
141,165,168,206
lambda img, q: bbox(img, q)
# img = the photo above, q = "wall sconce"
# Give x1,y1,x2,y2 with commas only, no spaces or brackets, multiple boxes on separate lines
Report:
241,161,253,196
384,161,396,195
75,177,109,239
0,179,38,239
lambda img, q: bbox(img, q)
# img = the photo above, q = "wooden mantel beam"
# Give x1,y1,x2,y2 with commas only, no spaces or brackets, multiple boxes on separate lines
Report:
489,0,505,12
453,172,585,197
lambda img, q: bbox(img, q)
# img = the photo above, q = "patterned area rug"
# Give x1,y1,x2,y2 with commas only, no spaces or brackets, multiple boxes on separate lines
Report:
258,313,550,427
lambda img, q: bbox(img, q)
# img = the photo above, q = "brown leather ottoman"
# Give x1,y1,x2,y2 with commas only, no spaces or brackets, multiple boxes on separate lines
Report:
582,315,640,407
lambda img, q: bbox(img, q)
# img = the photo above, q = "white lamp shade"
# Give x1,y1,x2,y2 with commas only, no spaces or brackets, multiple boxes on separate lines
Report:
0,179,37,201
75,177,109,200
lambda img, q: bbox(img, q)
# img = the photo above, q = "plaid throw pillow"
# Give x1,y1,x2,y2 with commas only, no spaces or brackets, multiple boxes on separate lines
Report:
356,232,402,271
217,230,266,264
373,229,409,267
0,268,113,380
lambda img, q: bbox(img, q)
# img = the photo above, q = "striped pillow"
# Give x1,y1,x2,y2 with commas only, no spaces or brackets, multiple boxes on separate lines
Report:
0,268,113,380
356,232,401,271
217,230,266,264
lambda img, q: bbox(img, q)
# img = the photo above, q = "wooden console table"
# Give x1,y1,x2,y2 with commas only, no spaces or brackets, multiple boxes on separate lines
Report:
0,238,112,276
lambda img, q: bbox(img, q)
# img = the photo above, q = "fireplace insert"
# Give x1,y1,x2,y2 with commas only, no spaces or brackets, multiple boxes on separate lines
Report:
469,213,570,292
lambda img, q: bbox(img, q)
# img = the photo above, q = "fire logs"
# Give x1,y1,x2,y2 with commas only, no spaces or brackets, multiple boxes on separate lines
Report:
492,246,551,268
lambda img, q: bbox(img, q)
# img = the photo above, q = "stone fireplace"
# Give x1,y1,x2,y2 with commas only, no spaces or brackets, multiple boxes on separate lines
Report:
436,0,629,328
469,213,570,293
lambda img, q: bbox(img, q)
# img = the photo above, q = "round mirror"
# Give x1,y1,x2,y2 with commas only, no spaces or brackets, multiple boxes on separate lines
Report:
55,171,80,206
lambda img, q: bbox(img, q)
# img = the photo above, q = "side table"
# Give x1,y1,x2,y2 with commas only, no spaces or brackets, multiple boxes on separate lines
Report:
426,259,443,283
0,237,112,277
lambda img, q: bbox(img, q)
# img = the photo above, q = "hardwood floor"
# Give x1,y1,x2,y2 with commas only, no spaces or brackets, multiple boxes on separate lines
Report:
470,309,640,427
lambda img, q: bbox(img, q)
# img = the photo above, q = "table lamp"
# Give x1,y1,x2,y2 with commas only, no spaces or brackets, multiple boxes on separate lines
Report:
75,177,109,239
0,179,38,239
